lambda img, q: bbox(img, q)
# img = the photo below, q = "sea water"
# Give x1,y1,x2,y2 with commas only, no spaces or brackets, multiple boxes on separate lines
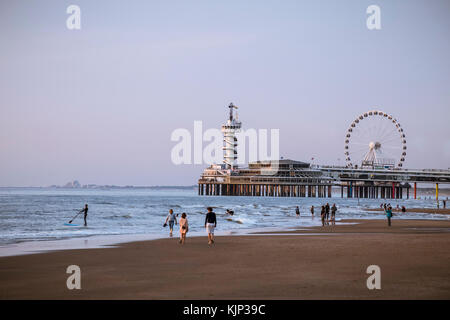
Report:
0,187,448,249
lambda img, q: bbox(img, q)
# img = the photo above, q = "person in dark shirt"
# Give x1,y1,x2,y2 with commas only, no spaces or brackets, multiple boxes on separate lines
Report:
205,207,217,245
82,204,88,226
331,204,337,223
295,206,300,217
325,203,330,221
320,206,326,226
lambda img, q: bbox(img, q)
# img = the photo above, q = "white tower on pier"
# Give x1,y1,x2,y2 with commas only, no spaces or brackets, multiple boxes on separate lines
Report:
221,103,241,169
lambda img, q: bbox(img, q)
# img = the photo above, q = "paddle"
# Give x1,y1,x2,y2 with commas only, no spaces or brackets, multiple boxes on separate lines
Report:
69,210,83,224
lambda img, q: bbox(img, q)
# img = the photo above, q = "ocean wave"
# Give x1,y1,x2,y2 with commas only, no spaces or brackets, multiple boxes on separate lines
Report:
226,218,243,224
106,214,133,219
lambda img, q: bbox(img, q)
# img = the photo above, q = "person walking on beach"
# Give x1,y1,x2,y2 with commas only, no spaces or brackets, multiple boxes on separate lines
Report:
179,213,188,244
320,206,326,226
310,205,314,216
386,206,393,226
205,207,217,245
443,200,446,209
331,204,337,223
325,203,330,222
295,206,300,217
164,209,177,237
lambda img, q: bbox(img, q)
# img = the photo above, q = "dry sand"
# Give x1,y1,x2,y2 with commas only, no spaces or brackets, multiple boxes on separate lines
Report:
1,219,449,299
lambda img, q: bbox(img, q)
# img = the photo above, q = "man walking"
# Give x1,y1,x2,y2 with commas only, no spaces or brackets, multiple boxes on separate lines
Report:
164,209,177,237
205,207,217,245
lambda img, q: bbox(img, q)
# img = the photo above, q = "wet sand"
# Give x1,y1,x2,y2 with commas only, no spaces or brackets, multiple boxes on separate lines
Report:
367,208,450,214
1,219,450,299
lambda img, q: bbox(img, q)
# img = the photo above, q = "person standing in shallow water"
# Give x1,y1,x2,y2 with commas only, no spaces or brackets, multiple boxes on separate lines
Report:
205,207,217,245
320,206,326,226
386,206,393,226
295,206,300,217
325,203,330,222
179,213,188,244
81,204,88,226
310,205,314,217
331,204,337,224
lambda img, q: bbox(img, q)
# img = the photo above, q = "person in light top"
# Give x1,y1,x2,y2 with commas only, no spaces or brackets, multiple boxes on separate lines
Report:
164,209,177,237
179,213,188,244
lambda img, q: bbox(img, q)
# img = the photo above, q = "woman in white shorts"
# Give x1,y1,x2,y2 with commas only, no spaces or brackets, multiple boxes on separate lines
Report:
179,212,188,244
204,207,217,245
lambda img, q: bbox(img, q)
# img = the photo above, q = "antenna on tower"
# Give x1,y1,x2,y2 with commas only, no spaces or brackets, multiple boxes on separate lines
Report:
228,103,238,121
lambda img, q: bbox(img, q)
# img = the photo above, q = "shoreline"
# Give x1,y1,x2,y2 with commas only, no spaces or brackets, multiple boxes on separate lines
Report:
1,210,449,257
1,218,450,299
367,208,450,214
0,225,316,258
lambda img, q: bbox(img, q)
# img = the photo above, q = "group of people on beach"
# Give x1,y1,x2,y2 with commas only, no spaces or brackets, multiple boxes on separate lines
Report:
164,207,217,245
380,203,406,213
319,203,337,226
296,203,337,226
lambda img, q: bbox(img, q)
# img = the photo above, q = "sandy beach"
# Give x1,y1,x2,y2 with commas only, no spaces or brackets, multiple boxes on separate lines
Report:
367,208,450,214
1,219,450,300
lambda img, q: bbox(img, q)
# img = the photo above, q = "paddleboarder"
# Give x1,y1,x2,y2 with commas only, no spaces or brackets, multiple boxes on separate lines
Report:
81,204,88,226
67,203,88,226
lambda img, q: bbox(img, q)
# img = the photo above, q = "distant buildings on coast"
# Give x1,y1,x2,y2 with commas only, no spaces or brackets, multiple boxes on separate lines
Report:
49,180,195,190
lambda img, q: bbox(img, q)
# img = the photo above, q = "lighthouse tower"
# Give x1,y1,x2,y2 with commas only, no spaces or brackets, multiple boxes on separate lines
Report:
221,103,241,170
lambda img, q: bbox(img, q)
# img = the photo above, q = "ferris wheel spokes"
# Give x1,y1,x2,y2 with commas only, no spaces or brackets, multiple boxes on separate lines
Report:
344,110,406,169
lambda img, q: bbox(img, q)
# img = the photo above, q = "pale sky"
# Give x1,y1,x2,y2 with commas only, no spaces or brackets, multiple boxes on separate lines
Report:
0,0,449,186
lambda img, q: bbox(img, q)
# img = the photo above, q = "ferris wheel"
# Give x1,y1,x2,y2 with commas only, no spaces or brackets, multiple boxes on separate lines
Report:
344,110,406,169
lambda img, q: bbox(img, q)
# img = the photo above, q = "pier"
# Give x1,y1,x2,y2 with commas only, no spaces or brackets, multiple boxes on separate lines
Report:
198,105,450,199
199,161,450,199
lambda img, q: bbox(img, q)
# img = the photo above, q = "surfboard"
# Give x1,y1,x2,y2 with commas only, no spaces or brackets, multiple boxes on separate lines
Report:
64,223,79,226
